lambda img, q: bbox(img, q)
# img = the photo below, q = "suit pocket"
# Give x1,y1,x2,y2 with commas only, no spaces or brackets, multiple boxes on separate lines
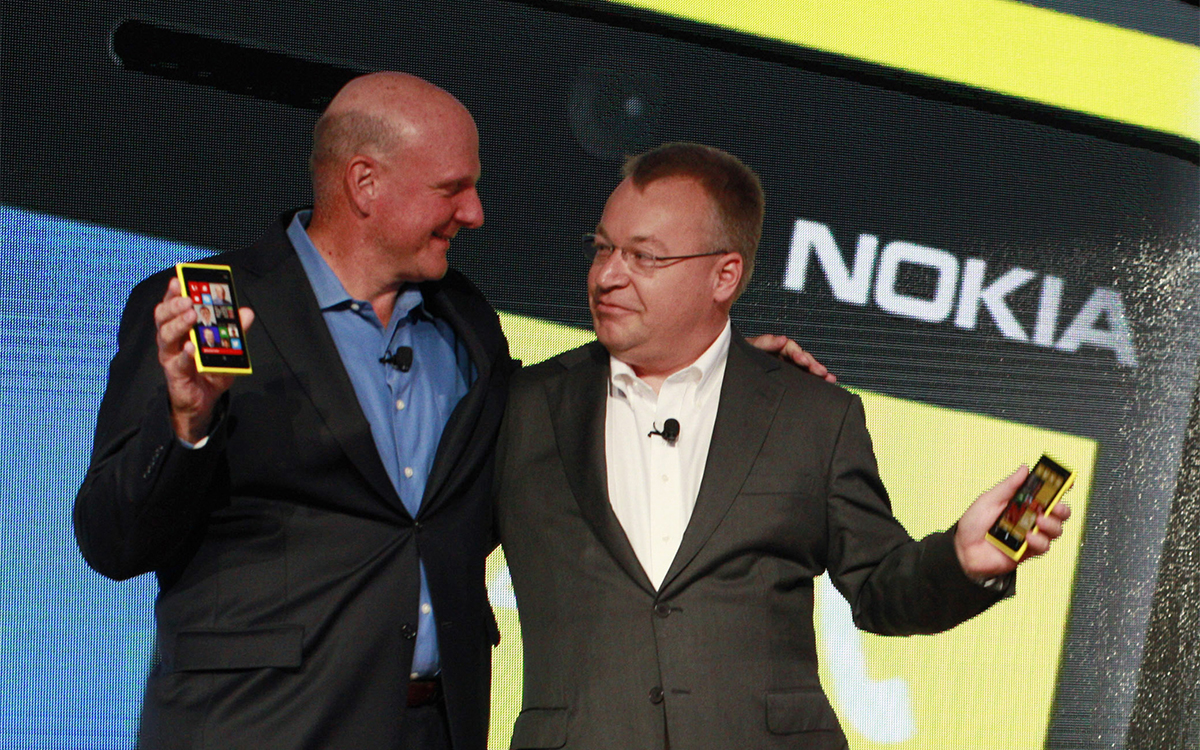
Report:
510,707,568,749
174,625,303,671
765,689,842,735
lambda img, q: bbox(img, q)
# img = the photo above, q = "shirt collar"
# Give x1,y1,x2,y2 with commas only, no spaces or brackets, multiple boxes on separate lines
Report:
289,210,351,311
609,319,732,401
288,210,428,321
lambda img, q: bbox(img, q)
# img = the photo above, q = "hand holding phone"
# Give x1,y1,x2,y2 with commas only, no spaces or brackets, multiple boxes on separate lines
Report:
154,264,254,443
175,263,253,375
986,455,1075,562
954,460,1074,579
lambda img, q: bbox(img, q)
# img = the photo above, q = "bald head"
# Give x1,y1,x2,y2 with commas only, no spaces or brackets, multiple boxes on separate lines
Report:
303,71,484,300
309,72,473,208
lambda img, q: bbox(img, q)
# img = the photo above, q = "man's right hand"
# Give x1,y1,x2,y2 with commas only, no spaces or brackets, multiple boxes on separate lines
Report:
155,277,255,444
953,466,1071,580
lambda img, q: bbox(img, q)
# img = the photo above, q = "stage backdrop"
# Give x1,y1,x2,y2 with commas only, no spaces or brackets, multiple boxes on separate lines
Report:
1,1,1196,748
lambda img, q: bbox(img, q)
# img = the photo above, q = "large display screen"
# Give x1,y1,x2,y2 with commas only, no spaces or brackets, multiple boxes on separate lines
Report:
2,1,1196,748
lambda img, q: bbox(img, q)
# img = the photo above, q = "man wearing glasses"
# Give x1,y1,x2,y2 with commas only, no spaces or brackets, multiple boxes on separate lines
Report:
493,142,1069,749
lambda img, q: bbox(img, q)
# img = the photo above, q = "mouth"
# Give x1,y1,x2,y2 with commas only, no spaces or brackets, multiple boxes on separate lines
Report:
432,220,458,244
591,297,634,316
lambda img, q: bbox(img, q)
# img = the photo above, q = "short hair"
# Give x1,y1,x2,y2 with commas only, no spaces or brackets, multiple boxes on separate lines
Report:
623,142,764,296
309,110,403,204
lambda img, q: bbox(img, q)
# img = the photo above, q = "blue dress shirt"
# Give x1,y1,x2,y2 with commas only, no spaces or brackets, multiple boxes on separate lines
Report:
288,211,471,678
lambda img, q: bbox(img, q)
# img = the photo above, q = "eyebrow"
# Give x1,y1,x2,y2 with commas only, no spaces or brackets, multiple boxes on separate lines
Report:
433,174,479,192
593,227,665,249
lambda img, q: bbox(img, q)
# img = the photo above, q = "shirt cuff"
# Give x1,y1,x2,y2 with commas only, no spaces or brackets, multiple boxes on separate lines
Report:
970,572,1015,592
178,434,211,450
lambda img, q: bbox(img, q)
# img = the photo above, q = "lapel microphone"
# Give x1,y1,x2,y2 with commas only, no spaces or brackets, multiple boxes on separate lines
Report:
648,418,681,445
379,346,414,372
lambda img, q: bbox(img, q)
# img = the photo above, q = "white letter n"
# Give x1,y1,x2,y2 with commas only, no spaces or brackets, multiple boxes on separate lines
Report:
783,219,877,306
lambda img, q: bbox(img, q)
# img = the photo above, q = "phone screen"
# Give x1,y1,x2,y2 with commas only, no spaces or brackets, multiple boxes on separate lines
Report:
988,456,1070,554
177,263,251,373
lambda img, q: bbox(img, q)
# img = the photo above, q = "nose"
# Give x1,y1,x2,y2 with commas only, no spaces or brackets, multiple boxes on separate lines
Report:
589,246,631,290
456,187,485,229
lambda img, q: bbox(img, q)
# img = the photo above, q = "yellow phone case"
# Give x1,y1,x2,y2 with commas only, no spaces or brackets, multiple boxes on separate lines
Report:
986,455,1074,562
175,262,253,375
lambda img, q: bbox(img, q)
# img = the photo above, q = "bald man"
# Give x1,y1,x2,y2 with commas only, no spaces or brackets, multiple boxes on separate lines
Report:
74,73,513,749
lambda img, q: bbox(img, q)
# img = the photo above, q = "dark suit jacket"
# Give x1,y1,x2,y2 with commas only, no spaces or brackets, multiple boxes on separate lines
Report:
74,213,515,750
495,335,1006,750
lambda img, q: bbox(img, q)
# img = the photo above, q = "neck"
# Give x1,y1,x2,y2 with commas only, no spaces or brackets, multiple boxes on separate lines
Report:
306,209,402,326
626,317,728,394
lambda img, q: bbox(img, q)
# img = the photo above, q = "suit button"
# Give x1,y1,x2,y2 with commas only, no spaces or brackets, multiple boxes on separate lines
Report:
400,623,417,640
649,686,664,704
654,603,671,618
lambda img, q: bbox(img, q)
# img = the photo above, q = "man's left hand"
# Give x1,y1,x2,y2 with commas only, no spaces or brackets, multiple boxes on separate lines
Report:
954,466,1072,579
748,335,836,383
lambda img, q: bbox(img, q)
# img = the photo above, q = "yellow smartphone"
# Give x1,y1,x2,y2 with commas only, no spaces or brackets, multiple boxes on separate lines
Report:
986,455,1074,561
175,262,252,375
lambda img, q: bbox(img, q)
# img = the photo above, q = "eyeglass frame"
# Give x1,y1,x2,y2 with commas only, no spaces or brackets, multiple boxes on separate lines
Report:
581,233,731,275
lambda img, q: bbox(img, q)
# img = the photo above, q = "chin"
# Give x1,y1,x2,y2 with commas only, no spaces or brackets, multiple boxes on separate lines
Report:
417,252,450,282
594,322,637,356
592,321,613,347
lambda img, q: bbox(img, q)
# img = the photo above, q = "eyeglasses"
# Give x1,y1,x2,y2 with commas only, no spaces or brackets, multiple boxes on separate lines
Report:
582,234,728,275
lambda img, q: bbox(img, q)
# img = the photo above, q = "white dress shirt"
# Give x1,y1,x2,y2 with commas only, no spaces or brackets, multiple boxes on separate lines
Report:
605,320,732,589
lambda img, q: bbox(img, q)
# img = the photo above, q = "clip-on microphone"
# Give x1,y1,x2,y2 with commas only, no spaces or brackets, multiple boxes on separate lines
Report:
379,346,414,372
648,418,681,445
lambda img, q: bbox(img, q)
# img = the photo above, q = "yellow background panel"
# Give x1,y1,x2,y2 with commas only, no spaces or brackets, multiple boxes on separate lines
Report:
489,313,593,746
486,314,1095,749
498,311,596,367
487,552,523,749
605,0,1199,143
817,390,1095,750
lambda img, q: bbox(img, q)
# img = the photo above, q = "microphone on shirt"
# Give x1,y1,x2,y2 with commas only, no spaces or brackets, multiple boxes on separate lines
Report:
648,418,681,445
379,346,414,372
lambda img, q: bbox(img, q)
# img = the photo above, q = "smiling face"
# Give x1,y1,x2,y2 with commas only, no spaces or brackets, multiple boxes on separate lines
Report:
367,102,483,283
588,176,742,379
309,73,486,289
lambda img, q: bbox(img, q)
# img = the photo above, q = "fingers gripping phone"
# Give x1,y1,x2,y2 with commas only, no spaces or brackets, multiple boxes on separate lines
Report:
987,455,1074,561
175,262,252,375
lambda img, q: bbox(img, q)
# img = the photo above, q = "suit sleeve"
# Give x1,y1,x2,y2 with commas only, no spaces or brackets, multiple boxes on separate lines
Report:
824,395,1009,636
72,274,229,581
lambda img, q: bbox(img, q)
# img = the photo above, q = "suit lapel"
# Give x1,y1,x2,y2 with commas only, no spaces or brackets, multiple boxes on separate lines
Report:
417,282,491,517
235,224,401,511
546,343,656,596
659,335,784,594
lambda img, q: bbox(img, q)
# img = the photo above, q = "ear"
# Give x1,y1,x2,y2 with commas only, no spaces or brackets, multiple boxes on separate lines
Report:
343,155,379,217
712,252,743,305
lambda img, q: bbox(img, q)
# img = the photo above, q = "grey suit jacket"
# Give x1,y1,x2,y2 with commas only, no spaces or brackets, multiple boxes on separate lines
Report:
495,334,1006,750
